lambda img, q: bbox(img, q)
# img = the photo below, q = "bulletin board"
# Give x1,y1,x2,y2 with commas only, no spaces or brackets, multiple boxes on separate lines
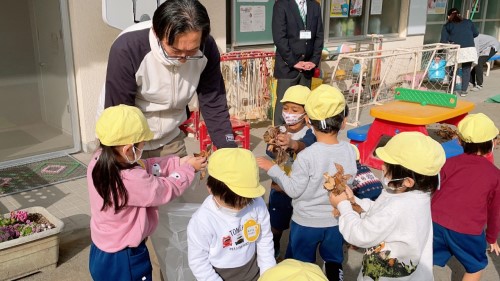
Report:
231,0,274,47
407,0,427,35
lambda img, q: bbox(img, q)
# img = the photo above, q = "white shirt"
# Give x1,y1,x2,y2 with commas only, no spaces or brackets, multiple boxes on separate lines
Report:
295,0,307,16
338,189,434,281
187,196,275,281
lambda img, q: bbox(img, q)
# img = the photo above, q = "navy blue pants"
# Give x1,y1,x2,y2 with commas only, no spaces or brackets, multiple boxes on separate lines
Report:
89,240,152,281
285,221,344,264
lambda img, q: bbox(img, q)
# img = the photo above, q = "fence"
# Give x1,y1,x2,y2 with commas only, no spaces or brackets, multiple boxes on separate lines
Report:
330,43,460,126
220,51,275,121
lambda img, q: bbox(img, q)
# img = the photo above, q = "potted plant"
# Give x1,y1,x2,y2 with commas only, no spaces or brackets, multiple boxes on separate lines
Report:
0,206,65,280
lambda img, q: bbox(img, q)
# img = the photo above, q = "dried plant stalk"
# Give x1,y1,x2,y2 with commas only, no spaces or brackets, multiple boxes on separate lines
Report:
324,163,363,216
437,125,457,140
263,125,289,165
194,144,212,180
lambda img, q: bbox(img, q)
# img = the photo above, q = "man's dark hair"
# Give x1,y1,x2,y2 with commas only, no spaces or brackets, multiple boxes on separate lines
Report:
153,0,211,45
447,8,463,23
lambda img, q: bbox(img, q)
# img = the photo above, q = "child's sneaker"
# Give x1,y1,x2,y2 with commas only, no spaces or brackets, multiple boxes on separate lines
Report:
459,91,469,97
471,85,482,91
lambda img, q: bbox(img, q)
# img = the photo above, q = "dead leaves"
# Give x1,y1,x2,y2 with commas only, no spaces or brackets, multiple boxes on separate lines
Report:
437,125,457,140
324,163,363,216
194,144,212,180
263,125,289,165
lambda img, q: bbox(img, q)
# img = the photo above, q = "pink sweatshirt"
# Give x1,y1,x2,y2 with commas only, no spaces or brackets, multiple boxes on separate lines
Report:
87,151,195,252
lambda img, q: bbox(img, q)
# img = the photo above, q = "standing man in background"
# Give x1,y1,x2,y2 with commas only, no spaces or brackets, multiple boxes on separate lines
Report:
272,0,324,125
100,0,237,158
470,34,500,91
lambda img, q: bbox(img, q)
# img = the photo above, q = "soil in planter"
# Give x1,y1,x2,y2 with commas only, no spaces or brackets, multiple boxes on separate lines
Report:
28,213,55,228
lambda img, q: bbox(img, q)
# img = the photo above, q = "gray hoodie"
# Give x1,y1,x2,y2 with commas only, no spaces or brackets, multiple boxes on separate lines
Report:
268,140,357,228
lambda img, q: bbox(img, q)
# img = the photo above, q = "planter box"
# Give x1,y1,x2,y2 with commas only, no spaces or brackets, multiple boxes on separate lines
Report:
0,206,64,281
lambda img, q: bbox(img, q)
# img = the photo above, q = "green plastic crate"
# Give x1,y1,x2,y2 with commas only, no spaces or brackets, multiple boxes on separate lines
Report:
394,88,457,108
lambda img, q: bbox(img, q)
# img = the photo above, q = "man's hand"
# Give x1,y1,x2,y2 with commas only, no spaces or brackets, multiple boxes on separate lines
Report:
303,62,316,71
184,156,207,172
294,61,307,71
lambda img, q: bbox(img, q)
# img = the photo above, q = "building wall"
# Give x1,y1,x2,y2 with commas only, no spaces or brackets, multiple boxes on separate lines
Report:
68,0,119,152
71,0,226,152
72,0,421,152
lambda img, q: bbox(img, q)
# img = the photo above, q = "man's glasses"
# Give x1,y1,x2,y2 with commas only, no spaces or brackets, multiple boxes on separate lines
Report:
158,40,204,61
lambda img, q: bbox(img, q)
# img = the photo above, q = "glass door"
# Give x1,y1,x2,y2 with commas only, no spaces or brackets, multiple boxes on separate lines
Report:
0,0,79,167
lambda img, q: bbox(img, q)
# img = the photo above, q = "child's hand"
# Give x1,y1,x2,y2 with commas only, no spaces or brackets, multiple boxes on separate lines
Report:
180,155,193,166
490,241,500,256
276,133,292,150
329,191,349,208
256,156,275,172
185,156,207,172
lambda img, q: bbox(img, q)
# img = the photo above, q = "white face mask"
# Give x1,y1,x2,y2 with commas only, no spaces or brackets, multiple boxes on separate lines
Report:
125,146,143,164
213,196,241,217
380,171,406,191
282,112,305,126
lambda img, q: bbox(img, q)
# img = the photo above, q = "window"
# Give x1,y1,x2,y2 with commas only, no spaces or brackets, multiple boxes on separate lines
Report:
324,0,403,41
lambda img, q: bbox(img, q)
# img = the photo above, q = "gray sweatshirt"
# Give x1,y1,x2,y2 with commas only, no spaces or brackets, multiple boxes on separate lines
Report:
268,141,357,228
474,34,500,56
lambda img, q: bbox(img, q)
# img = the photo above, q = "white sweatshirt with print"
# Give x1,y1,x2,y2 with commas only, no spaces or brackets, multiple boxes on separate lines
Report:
337,189,434,281
187,196,275,281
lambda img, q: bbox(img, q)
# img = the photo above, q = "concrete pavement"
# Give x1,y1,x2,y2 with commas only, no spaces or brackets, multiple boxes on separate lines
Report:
1,68,499,281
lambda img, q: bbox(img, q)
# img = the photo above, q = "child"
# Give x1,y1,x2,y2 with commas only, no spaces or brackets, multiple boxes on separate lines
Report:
187,148,276,281
266,85,311,260
88,105,206,281
432,113,500,281
258,84,358,281
258,259,328,281
350,144,383,200
330,132,446,281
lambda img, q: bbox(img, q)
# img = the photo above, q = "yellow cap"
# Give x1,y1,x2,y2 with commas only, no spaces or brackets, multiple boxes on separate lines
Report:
375,132,445,176
207,148,265,198
281,85,310,105
258,259,328,281
457,113,498,143
335,69,346,80
350,144,360,160
96,105,154,146
305,84,345,121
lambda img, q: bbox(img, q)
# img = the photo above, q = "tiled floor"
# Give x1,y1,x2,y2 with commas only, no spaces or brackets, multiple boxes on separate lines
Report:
2,74,500,280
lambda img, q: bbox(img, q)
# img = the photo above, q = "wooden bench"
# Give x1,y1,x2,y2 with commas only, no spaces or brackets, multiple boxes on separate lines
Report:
486,54,500,76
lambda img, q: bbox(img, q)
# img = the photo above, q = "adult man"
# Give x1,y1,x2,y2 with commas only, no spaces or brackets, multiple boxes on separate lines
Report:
471,34,500,91
272,0,324,125
101,0,236,157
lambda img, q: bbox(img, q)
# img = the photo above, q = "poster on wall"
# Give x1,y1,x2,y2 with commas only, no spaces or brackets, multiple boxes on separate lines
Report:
427,0,447,14
330,0,349,18
350,0,363,16
370,0,383,15
470,0,480,13
240,6,265,32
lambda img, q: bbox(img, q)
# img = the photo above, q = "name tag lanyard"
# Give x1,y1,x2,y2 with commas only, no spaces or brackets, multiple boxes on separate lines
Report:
300,16,312,39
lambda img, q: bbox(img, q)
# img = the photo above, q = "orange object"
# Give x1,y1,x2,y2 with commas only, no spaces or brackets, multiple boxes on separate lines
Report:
370,100,475,126
357,100,475,169
199,118,251,151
